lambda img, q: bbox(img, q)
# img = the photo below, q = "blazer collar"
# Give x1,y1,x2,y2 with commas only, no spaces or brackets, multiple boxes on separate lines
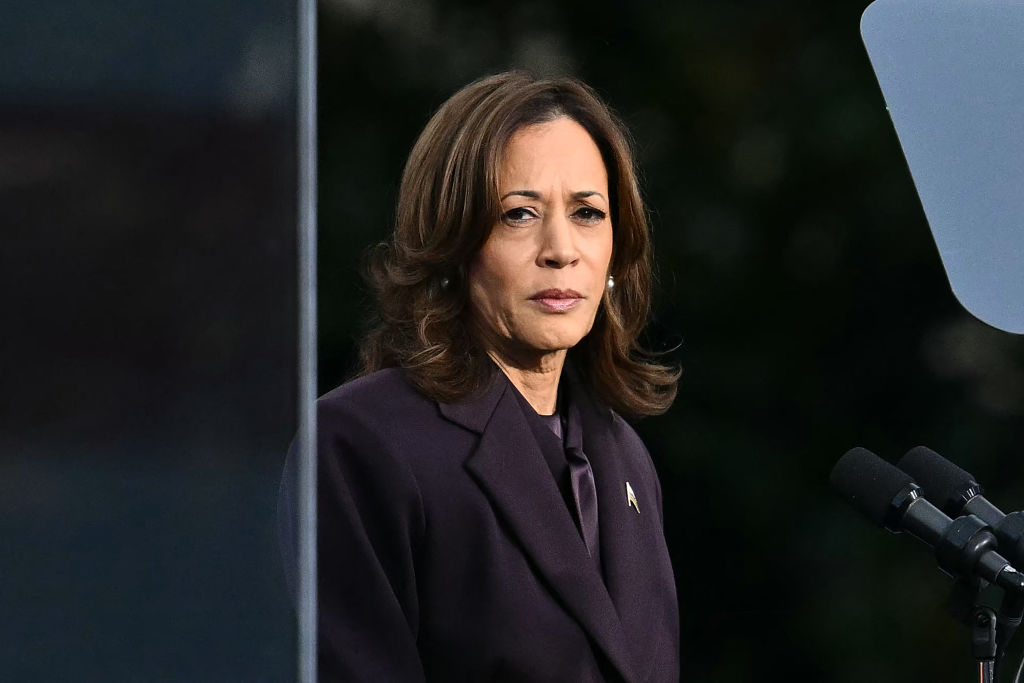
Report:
439,365,642,682
436,365,508,435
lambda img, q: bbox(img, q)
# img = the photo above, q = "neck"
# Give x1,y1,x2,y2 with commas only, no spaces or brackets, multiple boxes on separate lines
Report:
486,348,566,415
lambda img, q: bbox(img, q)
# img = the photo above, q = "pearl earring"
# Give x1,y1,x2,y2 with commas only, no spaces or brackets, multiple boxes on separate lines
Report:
606,275,615,290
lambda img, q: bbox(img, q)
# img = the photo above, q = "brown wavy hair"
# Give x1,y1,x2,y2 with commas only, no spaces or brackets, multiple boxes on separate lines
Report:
358,71,679,417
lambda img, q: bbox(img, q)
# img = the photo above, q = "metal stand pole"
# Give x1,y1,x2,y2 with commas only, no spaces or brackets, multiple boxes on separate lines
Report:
973,606,997,683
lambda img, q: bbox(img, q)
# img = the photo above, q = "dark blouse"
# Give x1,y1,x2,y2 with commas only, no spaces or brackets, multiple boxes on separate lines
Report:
509,381,597,567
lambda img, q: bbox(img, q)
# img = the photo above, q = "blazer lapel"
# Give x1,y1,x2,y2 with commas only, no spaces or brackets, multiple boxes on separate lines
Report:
574,386,663,683
440,372,640,683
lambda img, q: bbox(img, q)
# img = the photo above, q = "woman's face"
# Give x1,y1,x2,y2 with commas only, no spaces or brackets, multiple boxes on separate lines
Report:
468,117,614,363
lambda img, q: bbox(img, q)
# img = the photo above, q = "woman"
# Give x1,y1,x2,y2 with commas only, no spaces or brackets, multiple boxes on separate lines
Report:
305,71,679,682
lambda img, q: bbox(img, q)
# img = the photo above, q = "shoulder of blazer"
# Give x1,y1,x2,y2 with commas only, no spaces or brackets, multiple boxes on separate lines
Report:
319,367,425,414
314,368,430,544
317,369,451,435
315,368,486,471
314,368,450,473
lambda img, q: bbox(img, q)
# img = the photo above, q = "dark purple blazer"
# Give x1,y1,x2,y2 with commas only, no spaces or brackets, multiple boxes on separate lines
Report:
310,365,679,682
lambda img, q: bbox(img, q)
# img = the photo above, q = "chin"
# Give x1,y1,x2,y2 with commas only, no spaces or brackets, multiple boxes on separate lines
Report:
518,328,590,354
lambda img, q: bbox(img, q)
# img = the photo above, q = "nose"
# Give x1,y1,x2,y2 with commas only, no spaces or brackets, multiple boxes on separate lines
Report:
536,214,579,268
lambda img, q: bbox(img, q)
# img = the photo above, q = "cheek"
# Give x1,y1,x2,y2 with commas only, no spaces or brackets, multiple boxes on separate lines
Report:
469,244,522,300
467,255,514,323
466,262,491,317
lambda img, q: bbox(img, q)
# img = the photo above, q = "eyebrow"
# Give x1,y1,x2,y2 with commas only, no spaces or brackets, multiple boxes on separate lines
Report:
500,190,607,201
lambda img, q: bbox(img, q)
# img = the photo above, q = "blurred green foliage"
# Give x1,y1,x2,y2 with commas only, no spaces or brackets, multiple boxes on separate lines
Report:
317,1,1024,680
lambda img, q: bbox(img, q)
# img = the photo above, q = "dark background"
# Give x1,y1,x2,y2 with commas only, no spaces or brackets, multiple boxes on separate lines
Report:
317,1,1024,681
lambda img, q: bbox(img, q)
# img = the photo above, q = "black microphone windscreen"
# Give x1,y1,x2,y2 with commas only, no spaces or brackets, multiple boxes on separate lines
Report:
830,447,915,525
897,446,977,515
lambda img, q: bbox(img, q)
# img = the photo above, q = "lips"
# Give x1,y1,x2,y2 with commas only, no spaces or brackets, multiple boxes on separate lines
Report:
528,289,584,313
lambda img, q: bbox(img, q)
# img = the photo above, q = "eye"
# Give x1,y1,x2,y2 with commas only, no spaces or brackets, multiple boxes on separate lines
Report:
501,207,538,226
573,206,607,224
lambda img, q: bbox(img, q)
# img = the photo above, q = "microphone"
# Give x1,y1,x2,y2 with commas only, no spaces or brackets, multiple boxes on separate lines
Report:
898,446,1024,566
897,446,1024,660
829,447,1024,593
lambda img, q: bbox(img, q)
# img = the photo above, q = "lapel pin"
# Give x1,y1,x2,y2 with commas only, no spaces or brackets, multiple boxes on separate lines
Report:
625,481,640,515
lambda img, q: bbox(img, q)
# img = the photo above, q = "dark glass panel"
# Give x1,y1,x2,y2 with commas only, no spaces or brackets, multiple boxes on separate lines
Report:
1,2,298,679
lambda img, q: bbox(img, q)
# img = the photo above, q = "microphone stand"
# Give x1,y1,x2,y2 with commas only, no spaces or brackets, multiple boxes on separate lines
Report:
948,578,1013,683
948,579,996,682
973,605,997,683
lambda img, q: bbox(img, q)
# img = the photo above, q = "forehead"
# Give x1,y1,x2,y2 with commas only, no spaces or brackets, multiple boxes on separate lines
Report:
498,117,608,189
